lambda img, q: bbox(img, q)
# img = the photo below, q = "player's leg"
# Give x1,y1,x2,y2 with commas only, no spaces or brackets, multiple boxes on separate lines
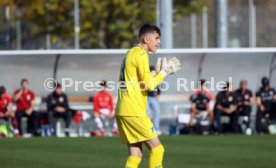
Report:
214,109,222,133
47,110,56,136
26,111,35,135
245,108,251,129
94,113,103,130
125,142,143,168
93,113,105,136
208,111,214,125
15,111,24,135
144,137,164,168
231,111,239,133
62,111,71,136
6,112,19,135
255,110,262,133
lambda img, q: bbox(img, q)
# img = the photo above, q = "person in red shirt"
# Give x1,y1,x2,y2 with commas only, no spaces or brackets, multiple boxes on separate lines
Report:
14,79,37,136
92,80,117,136
0,86,19,137
192,79,215,101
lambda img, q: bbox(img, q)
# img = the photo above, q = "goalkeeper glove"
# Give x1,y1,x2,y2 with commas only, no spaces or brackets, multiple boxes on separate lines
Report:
159,57,181,77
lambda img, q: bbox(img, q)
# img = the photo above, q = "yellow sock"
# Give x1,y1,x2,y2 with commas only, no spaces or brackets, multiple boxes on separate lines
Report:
125,156,142,168
149,145,164,168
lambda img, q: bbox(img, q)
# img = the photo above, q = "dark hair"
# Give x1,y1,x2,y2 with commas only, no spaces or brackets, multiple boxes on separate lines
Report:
20,78,28,85
100,80,107,87
56,83,62,88
261,77,269,86
149,66,155,72
139,24,161,39
240,80,247,85
223,81,230,89
0,86,6,95
199,79,206,86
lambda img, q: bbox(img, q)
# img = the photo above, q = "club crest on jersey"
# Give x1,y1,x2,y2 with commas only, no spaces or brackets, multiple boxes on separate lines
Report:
59,97,64,102
140,52,146,56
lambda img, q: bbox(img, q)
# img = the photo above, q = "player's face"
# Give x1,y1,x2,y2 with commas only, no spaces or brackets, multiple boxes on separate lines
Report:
146,32,161,53
55,87,62,95
240,82,247,90
21,81,29,90
228,84,233,92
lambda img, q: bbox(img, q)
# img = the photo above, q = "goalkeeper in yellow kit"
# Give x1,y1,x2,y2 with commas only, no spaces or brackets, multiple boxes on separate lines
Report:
115,24,181,168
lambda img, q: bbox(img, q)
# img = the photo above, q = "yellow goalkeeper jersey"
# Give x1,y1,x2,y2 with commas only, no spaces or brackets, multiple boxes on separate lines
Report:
115,46,165,117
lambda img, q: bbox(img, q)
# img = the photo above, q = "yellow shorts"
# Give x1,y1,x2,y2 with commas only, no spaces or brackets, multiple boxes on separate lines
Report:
115,116,158,144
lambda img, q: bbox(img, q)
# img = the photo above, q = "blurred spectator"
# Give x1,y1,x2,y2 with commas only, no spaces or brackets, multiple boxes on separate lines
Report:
214,82,239,134
0,86,20,137
235,80,253,135
92,80,117,136
14,79,38,136
147,66,162,135
189,80,214,134
255,77,276,134
46,83,71,137
191,79,215,111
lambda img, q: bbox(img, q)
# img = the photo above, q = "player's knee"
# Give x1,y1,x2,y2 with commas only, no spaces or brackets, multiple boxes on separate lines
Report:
130,150,143,158
150,145,164,155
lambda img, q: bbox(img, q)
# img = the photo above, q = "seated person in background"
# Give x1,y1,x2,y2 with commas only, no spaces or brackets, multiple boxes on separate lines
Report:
214,82,239,134
189,80,214,134
14,79,38,136
255,77,276,134
235,80,253,134
92,80,117,136
191,79,215,110
47,83,71,137
0,86,20,137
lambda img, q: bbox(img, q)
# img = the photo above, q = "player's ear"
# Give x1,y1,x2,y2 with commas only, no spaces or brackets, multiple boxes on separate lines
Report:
143,34,149,44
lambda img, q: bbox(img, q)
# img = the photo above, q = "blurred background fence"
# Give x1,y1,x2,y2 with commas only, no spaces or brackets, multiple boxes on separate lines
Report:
0,0,275,50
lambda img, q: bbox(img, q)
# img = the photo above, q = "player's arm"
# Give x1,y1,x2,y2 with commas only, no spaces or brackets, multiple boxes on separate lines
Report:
229,94,238,113
256,91,265,112
93,95,100,117
46,95,55,112
4,96,13,117
13,90,23,101
26,93,35,115
189,103,197,126
248,91,254,106
136,53,165,91
63,94,70,110
256,96,265,112
273,89,276,102
216,94,229,113
191,102,199,114
6,102,14,117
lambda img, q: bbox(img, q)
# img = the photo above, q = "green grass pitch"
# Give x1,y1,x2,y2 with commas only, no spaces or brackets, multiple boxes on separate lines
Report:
1,135,276,168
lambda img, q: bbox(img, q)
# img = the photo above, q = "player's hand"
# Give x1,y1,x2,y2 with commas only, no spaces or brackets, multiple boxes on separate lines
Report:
108,113,114,119
224,109,231,114
26,109,33,116
260,105,265,112
159,57,181,77
55,107,65,113
0,112,5,118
